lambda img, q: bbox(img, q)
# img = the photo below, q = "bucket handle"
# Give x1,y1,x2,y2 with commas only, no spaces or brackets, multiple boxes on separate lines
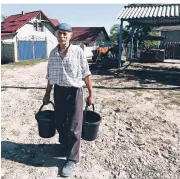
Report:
85,103,95,112
38,101,55,112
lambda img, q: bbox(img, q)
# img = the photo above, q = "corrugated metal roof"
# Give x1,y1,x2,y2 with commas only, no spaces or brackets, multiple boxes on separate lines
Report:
117,4,180,23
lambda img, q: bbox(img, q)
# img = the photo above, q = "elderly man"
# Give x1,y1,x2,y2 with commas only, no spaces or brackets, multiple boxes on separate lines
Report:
43,23,94,177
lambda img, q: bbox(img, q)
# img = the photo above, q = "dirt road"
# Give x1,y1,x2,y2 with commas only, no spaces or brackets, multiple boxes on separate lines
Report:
1,61,180,179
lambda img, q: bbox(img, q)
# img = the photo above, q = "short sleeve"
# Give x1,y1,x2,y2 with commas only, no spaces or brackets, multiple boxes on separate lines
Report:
79,48,91,78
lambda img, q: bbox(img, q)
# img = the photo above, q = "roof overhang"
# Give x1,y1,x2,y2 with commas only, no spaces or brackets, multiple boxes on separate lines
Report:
139,35,165,40
1,32,17,37
117,4,180,26
156,25,180,31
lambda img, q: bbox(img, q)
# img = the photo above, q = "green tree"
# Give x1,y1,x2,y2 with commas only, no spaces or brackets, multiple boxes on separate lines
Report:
109,24,129,44
1,15,8,22
126,4,161,48
109,24,119,43
110,23,159,49
143,30,160,49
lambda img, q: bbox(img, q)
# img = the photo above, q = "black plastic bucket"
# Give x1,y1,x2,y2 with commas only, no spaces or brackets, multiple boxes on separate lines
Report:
35,101,55,138
82,104,101,141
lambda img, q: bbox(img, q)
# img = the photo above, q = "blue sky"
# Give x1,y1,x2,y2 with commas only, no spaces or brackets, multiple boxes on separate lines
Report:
1,4,127,34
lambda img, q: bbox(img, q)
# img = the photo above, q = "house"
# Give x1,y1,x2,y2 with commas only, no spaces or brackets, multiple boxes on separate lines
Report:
156,26,180,59
49,18,60,27
71,27,110,58
1,10,59,63
156,26,180,43
1,10,110,62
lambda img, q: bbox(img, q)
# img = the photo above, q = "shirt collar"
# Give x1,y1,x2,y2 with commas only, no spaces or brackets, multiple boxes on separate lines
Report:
55,44,72,52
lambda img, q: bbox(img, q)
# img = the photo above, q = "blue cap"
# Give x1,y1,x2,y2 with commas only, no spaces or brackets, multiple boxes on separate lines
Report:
55,23,72,32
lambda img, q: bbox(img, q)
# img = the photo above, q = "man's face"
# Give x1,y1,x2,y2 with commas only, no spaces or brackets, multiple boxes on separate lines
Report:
55,30,72,45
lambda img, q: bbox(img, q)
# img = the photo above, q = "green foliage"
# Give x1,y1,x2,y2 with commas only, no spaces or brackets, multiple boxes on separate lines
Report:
143,30,160,49
109,24,130,44
1,59,48,69
109,24,119,43
109,23,160,49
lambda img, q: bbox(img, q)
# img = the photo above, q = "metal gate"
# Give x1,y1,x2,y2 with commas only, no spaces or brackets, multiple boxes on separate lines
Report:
18,41,33,60
34,41,46,59
18,36,47,60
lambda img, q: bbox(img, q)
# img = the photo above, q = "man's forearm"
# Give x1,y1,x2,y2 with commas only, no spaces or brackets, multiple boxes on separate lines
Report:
45,80,53,95
84,75,93,97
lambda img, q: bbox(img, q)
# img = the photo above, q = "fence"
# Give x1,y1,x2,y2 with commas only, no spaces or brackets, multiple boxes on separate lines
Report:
1,42,14,64
127,42,180,60
159,42,180,59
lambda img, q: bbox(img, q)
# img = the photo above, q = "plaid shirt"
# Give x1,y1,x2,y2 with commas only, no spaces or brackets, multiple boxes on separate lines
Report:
46,44,91,88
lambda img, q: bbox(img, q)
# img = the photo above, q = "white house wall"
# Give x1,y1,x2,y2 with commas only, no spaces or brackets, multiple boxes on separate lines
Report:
44,24,58,56
16,20,58,58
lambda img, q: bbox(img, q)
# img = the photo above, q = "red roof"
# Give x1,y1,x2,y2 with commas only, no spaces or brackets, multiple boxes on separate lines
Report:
49,19,60,27
1,32,17,37
72,27,110,42
1,10,56,33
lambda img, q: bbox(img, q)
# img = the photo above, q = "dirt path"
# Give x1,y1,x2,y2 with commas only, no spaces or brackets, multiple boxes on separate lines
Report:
1,61,180,179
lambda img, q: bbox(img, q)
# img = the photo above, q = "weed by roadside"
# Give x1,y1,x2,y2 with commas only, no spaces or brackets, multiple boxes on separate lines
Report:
1,59,48,75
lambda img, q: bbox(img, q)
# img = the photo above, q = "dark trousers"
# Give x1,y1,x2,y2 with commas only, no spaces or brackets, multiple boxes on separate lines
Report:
54,84,83,163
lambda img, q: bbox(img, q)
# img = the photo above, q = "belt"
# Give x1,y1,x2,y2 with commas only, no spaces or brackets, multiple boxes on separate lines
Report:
55,84,80,89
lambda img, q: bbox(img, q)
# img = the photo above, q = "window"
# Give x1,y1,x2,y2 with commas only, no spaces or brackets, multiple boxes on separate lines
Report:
38,23,44,32
33,22,44,32
34,23,37,31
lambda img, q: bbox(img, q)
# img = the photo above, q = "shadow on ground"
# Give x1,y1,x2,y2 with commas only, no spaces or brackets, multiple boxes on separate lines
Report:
90,63,180,87
1,141,66,168
1,86,46,91
1,63,180,91
124,65,180,87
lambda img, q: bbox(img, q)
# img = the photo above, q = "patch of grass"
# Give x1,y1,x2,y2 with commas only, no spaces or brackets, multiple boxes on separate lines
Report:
155,104,164,108
1,59,48,70
166,92,180,98
130,63,143,68
162,100,180,106
156,92,180,106
170,100,180,105
134,91,143,96
144,97,153,101
104,99,120,106
1,59,48,76
114,89,125,93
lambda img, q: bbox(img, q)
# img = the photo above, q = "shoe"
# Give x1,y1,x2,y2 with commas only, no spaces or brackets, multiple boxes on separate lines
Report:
61,160,76,177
